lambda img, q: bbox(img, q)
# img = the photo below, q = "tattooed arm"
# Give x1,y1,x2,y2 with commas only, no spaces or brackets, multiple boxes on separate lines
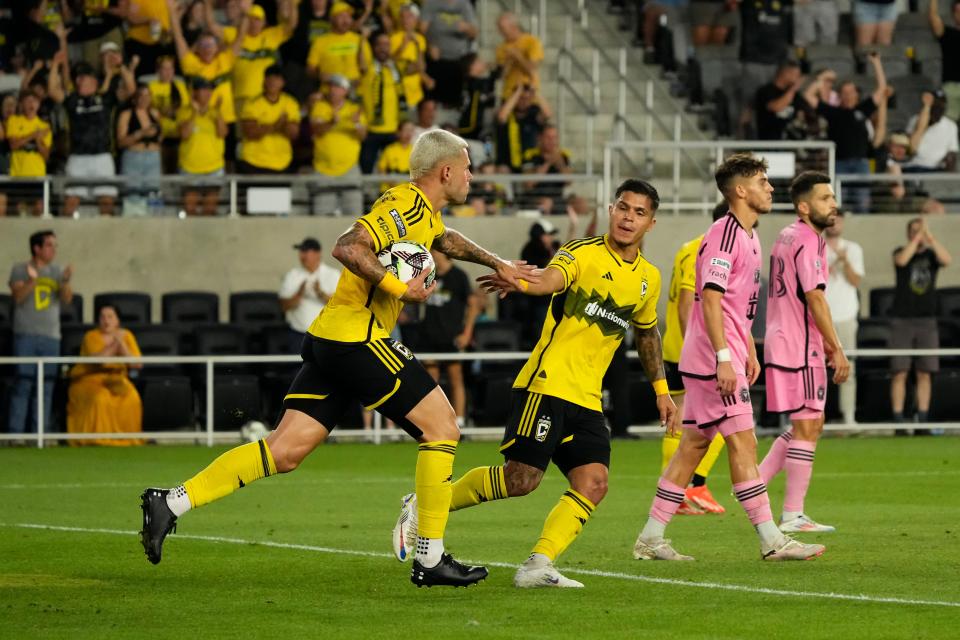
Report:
332,223,434,302
636,325,679,430
434,228,539,288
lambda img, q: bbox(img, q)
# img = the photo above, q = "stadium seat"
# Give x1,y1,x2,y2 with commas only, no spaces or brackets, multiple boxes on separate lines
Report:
229,291,284,326
60,293,83,326
213,374,262,430
805,44,857,79
929,369,960,422
868,287,896,318
855,370,894,423
856,318,891,371
194,324,251,380
127,324,182,376
473,321,522,352
470,372,515,426
894,12,937,46
627,373,660,423
258,324,301,420
94,292,152,324
162,291,219,326
913,41,942,85
937,319,960,368
0,293,13,327
140,375,195,431
61,325,93,356
858,45,910,78
938,287,960,318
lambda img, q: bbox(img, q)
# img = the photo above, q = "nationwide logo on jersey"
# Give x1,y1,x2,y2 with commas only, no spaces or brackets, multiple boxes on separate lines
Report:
535,417,551,442
563,287,634,337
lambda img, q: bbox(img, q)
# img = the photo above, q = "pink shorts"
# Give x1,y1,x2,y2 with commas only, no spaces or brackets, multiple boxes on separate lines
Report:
681,373,755,442
765,365,826,420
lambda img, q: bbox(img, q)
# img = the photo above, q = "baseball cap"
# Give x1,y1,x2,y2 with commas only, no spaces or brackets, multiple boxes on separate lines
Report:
888,132,910,147
330,1,353,17
73,62,97,78
530,219,558,237
247,4,266,19
99,41,120,54
294,237,322,251
327,73,351,90
191,77,216,90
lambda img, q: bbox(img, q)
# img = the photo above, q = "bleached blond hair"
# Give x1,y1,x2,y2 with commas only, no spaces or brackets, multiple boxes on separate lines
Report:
409,130,469,180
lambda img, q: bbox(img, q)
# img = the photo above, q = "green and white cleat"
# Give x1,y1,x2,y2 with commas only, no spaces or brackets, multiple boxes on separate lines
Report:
779,514,836,533
633,536,695,561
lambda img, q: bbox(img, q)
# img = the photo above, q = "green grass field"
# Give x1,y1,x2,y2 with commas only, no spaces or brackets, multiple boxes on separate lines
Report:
2,436,958,639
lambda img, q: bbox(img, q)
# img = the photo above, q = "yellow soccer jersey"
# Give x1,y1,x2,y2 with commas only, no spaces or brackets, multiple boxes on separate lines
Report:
514,235,662,411
232,26,289,100
180,51,237,123
240,92,300,171
308,183,445,343
662,234,703,364
307,31,371,84
6,115,52,177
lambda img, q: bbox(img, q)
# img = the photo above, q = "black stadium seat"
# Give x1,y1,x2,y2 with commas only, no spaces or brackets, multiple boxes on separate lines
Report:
856,318,891,371
868,287,896,318
162,291,219,325
94,292,152,324
127,324,182,376
938,287,960,318
0,293,12,327
230,291,284,326
140,375,195,431
60,293,83,326
61,325,93,357
214,374,262,430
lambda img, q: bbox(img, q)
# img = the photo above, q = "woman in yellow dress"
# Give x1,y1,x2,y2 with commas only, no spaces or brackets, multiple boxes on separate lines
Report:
67,305,144,446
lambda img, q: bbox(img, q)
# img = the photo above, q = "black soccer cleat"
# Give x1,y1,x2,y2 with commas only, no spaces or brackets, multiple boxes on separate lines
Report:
410,553,488,588
140,488,177,565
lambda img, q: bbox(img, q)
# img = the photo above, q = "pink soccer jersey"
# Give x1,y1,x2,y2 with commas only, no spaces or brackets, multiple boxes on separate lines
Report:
679,213,762,378
765,219,828,370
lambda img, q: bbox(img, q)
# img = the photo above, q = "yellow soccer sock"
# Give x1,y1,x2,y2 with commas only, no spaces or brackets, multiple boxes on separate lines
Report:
661,430,681,472
531,489,595,561
694,435,726,479
183,439,277,509
415,440,458,539
450,465,508,511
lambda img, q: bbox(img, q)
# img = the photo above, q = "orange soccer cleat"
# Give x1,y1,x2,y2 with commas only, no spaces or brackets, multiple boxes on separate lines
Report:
685,485,726,514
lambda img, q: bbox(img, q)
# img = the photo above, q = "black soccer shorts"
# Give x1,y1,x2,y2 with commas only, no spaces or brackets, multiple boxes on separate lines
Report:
499,390,611,475
282,334,437,438
665,361,685,395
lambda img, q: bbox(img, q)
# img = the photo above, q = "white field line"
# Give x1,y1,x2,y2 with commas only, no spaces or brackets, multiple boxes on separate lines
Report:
2,469,959,491
3,522,959,609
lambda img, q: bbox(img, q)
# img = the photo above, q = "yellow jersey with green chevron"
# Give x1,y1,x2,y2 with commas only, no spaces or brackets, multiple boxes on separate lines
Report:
514,234,662,411
662,234,703,364
308,183,444,343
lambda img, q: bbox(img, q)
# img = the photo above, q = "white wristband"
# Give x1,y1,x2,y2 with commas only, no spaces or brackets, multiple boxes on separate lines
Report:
716,348,731,363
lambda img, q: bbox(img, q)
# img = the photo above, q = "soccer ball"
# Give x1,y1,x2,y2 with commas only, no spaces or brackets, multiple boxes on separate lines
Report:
240,420,270,443
377,241,436,287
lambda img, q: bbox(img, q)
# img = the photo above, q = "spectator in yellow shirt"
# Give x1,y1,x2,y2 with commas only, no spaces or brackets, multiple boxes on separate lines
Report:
5,93,52,217
310,74,367,215
124,0,173,74
167,0,248,126
176,78,228,215
358,31,404,172
239,65,301,173
376,119,414,191
495,11,544,99
307,2,372,87
390,3,434,111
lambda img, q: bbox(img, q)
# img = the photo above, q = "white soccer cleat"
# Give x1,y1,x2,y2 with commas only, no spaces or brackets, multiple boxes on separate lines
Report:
763,536,825,561
391,493,418,562
779,514,836,533
632,536,695,561
513,558,584,588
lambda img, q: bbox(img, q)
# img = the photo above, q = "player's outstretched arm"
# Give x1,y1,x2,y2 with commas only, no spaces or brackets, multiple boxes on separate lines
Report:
636,326,678,431
332,222,435,302
804,288,851,385
433,228,539,288
476,265,564,298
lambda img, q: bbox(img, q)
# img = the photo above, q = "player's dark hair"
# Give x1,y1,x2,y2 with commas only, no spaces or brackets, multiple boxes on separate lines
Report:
615,179,660,213
29,230,55,257
789,171,832,206
711,201,728,221
715,153,768,197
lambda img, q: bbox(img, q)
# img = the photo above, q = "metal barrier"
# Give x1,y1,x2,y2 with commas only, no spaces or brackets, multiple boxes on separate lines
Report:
2,347,958,447
835,172,960,214
603,140,837,213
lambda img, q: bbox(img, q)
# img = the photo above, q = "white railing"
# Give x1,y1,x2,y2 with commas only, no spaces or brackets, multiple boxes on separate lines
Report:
603,140,838,213
3,347,959,447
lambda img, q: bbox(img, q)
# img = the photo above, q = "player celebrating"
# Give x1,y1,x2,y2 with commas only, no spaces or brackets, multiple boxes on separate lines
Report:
140,130,535,588
393,179,679,588
758,171,851,532
660,202,728,515
633,153,824,562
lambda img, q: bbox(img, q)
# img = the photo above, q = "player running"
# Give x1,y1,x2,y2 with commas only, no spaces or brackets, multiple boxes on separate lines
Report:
660,202,728,516
393,179,679,588
758,171,851,532
140,130,536,588
633,153,825,562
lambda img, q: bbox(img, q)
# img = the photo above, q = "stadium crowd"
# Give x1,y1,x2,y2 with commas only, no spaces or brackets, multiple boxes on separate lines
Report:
0,0,579,216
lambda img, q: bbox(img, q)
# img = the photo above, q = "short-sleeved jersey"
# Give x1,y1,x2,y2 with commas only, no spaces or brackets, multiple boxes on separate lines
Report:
6,115,52,177
513,235,662,412
390,30,427,106
240,92,300,171
765,219,828,370
662,234,703,364
307,183,445,343
496,33,545,97
180,51,237,123
307,31,371,83
377,140,412,191
229,25,290,100
679,213,762,378
175,105,225,174
310,99,366,175
358,61,403,134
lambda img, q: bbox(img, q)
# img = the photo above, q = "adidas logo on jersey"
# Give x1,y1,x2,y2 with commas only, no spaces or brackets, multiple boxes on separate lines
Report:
602,272,614,281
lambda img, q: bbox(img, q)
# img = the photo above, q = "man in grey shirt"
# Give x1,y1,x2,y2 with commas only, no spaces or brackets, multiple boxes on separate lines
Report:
8,230,73,435
420,0,478,108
